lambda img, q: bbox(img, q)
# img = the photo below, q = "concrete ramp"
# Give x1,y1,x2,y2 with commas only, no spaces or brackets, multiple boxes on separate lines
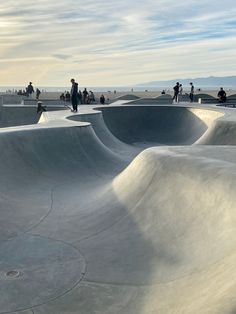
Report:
0,101,236,313
98,106,222,145
0,105,68,127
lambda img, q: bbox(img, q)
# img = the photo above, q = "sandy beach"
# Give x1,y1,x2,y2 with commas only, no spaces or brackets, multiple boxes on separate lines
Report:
12,88,236,102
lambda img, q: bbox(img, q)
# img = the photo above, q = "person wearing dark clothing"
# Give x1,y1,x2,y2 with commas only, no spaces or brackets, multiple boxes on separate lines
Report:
100,94,105,104
189,82,194,102
60,93,65,101
172,82,180,102
37,101,46,113
26,82,34,98
36,88,41,100
82,88,88,104
77,90,82,104
70,79,79,112
217,87,227,103
65,91,70,102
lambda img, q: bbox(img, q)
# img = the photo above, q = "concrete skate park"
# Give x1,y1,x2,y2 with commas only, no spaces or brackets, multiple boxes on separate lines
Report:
1,94,236,314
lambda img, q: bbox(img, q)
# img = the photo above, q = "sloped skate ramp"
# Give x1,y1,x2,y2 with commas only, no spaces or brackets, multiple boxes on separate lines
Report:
0,105,67,127
0,106,41,127
98,106,222,145
0,103,236,313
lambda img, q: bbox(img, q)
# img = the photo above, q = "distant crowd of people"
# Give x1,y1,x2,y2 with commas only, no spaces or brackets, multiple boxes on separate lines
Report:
60,87,96,105
59,79,108,112
12,79,229,112
17,82,41,99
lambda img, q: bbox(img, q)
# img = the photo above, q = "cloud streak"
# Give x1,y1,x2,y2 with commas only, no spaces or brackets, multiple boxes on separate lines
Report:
0,0,236,86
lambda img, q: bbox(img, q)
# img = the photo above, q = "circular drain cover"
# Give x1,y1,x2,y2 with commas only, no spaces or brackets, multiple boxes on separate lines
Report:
0,234,85,313
5,270,21,278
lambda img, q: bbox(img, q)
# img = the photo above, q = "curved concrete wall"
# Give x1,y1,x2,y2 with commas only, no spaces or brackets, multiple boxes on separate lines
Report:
98,106,221,145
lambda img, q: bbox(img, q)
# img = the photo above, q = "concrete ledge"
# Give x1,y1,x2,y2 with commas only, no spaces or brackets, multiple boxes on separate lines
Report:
0,94,28,105
23,99,66,106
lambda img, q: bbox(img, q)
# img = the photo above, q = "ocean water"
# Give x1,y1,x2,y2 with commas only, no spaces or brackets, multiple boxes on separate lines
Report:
0,85,232,93
0,86,165,93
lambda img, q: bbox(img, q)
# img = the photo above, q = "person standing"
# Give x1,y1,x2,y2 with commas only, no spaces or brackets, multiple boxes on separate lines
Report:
100,94,105,104
82,88,88,104
77,90,82,105
70,78,78,112
172,82,180,103
36,88,41,100
189,82,194,102
26,82,34,98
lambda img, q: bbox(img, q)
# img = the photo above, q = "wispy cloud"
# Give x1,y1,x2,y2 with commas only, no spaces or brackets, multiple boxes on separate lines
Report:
0,0,236,86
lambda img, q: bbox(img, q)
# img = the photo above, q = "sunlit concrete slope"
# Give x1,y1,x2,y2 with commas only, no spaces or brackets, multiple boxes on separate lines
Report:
0,102,236,313
197,117,236,145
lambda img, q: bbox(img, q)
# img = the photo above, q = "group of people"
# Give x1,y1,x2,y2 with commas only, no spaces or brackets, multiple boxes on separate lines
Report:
19,79,107,114
21,79,228,112
172,82,194,103
60,83,99,112
172,82,227,104
17,82,41,99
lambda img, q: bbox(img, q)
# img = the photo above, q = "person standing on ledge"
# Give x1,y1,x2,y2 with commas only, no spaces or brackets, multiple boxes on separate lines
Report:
172,82,180,103
26,82,34,98
189,82,194,102
36,88,41,100
70,78,78,112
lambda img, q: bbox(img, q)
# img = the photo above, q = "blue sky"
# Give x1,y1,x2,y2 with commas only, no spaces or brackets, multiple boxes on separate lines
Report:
0,0,236,86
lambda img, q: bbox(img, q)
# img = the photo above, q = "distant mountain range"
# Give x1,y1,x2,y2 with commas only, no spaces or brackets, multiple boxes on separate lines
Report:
136,76,236,87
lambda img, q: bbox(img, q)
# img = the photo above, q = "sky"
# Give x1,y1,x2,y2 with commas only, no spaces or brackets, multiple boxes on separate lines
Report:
0,0,236,87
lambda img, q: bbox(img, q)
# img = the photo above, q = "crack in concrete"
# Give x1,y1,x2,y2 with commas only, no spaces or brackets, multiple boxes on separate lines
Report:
25,188,54,233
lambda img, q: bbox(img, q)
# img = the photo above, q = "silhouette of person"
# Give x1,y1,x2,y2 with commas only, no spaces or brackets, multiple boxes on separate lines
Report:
37,101,46,113
60,93,65,101
100,94,105,104
26,82,34,98
82,88,88,104
65,91,70,102
77,90,82,104
70,79,78,112
189,82,194,102
89,91,95,103
172,82,180,102
36,88,41,100
217,87,227,103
